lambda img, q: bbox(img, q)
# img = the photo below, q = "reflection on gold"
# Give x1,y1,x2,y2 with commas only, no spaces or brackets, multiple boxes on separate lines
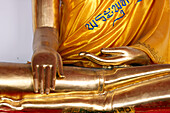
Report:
113,94,170,108
0,63,170,111
0,0,169,112
32,0,59,31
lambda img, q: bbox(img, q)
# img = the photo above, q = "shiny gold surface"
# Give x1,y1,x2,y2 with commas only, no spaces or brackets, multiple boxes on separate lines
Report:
32,0,59,31
32,27,63,94
1,0,169,111
0,63,170,111
58,0,170,67
79,47,151,66
32,0,170,67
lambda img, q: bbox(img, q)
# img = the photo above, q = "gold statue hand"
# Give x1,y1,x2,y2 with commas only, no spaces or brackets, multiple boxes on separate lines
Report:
32,27,64,94
80,46,151,67
32,47,63,94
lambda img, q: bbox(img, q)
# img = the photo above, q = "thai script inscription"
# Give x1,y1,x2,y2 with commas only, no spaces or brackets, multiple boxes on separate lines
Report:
85,0,142,30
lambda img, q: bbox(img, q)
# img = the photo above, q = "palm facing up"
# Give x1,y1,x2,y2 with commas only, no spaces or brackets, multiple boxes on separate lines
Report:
80,47,151,67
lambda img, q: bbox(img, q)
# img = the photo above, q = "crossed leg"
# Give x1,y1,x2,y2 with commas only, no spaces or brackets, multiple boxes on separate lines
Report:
0,62,170,111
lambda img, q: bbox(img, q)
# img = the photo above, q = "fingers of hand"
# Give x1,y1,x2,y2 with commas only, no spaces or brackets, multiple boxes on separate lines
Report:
33,65,39,93
33,64,53,94
79,52,126,66
51,65,56,90
45,66,51,94
79,52,111,65
101,48,126,55
39,66,44,94
79,52,90,56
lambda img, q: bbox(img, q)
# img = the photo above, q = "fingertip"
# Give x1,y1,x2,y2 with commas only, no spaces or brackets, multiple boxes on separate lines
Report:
52,66,56,88
41,91,44,95
51,87,55,91
79,52,89,56
60,74,65,78
34,87,38,93
58,73,64,79
39,66,45,95
46,88,50,95
33,66,39,93
101,48,110,53
100,48,105,53
34,78,39,93
34,84,38,93
34,88,39,94
79,52,85,56
40,83,44,94
58,67,64,77
45,66,51,95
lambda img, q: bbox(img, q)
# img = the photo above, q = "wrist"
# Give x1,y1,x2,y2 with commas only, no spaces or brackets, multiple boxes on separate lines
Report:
33,27,59,52
33,46,57,55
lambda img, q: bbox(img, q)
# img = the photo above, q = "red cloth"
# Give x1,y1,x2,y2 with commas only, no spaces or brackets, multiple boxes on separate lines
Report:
135,101,170,113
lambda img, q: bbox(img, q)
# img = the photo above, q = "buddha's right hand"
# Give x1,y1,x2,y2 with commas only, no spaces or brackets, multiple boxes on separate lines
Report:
32,27,64,94
32,47,64,94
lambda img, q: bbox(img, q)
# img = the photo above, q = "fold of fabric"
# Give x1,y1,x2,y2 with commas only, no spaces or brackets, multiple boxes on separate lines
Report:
58,0,169,67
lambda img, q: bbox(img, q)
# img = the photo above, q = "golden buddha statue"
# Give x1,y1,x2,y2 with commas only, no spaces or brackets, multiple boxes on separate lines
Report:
0,0,169,112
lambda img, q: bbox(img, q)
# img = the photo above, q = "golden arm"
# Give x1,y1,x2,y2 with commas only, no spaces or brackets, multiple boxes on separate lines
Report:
32,0,64,94
32,0,60,51
32,0,59,31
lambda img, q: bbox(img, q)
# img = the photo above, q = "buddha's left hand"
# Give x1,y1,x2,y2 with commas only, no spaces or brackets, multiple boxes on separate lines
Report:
80,46,151,67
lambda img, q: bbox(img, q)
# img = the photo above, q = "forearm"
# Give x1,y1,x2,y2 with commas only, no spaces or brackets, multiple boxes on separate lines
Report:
32,0,60,52
32,0,59,31
33,27,59,52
